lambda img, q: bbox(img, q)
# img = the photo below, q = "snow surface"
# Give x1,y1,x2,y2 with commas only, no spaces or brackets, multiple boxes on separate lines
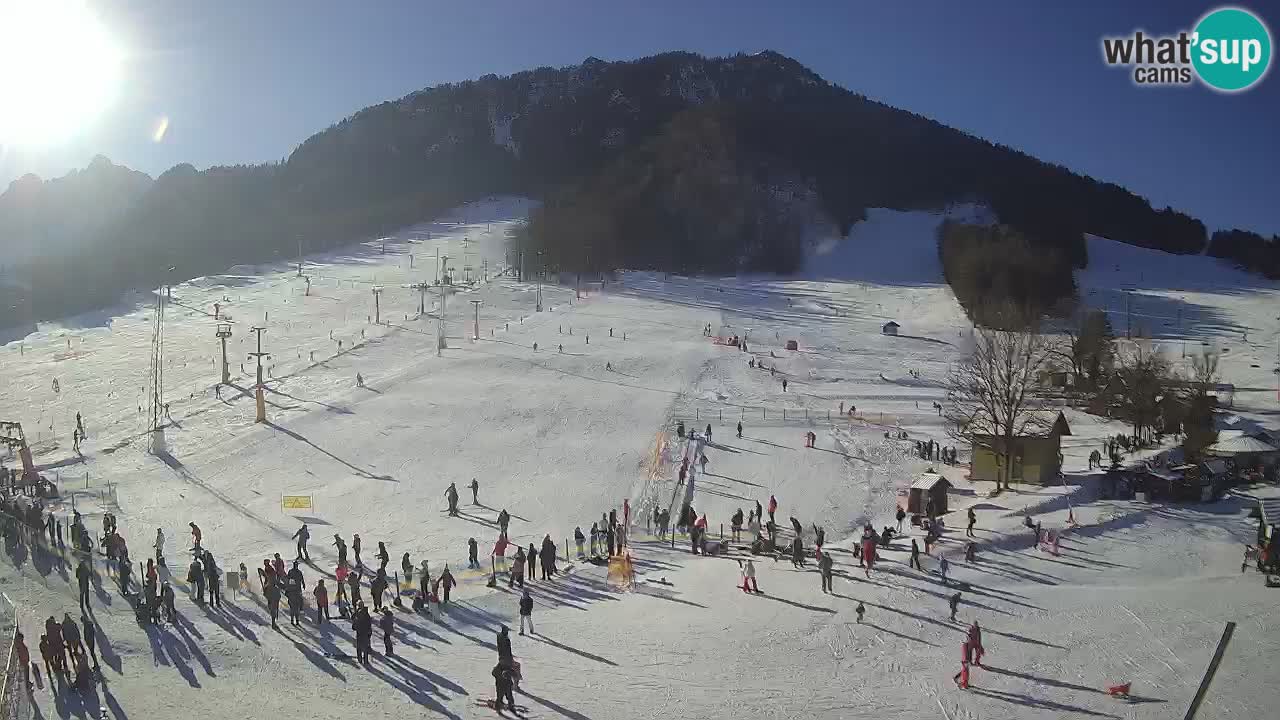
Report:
0,200,1277,719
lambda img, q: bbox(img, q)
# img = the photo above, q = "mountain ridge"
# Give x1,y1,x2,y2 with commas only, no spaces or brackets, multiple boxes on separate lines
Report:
1,50,1276,329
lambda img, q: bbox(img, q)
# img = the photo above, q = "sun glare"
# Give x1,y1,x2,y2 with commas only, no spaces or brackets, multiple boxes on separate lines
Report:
0,0,123,148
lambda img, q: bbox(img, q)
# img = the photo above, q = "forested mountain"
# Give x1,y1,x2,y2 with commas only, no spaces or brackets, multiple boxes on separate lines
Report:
0,50,1265,329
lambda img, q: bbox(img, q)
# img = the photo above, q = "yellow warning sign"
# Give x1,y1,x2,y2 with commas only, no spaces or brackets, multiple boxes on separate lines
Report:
281,495,313,510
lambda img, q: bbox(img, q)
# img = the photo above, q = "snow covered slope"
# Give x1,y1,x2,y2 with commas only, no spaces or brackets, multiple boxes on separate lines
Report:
0,203,1275,720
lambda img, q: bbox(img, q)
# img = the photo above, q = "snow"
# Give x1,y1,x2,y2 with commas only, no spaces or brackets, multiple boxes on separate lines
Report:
0,201,1277,719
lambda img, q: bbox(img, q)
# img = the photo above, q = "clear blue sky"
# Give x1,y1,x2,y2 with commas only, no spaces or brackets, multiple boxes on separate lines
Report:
3,0,1278,236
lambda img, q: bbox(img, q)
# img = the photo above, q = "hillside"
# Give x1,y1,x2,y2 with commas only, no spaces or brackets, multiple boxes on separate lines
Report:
2,50,1268,330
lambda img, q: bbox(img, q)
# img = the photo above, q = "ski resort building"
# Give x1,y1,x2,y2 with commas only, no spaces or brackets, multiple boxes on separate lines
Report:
968,412,1072,486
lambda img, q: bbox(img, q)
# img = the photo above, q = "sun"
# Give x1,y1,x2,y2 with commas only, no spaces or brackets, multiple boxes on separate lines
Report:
0,0,123,148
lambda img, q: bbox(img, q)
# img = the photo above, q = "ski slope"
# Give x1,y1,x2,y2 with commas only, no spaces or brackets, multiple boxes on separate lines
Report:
0,201,1277,719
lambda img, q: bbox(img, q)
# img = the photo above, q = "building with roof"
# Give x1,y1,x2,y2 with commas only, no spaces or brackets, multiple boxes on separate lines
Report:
969,412,1072,486
906,470,952,515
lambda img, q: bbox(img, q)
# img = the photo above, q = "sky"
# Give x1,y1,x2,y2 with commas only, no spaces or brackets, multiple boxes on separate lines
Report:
2,0,1278,237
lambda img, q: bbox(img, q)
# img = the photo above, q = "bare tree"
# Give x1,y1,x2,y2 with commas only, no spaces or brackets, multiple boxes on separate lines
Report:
1182,349,1220,459
1112,340,1170,445
946,326,1056,491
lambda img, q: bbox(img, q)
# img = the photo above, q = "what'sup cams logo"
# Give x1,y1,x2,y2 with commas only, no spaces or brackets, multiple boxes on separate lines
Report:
1102,6,1272,92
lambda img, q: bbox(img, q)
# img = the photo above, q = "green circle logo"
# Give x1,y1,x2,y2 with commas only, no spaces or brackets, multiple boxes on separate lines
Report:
1192,7,1272,92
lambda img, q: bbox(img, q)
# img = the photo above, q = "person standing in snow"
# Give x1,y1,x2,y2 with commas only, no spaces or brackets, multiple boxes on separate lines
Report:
376,541,390,572
265,576,282,629
352,604,373,664
939,555,950,585
574,527,585,557
589,522,600,556
705,424,713,441
153,527,166,566
540,535,557,579
518,589,534,635
767,495,777,524
440,566,456,605
966,508,977,538
791,536,805,568
493,663,517,714
470,537,481,568
526,542,537,582
401,552,414,586
731,509,744,542
949,591,961,622
855,602,866,623
445,482,460,516
352,533,363,568
189,522,202,551
347,567,363,606
968,621,985,666
469,478,480,505
76,560,92,609
314,579,330,623
380,608,395,656
781,378,788,392
510,548,525,588
896,506,906,532
370,569,388,612
740,559,759,593
606,524,616,557
497,510,510,535
737,421,743,439
861,534,877,577
293,523,310,562
910,539,923,570
819,551,834,593
333,534,348,567
497,625,513,666
81,615,99,671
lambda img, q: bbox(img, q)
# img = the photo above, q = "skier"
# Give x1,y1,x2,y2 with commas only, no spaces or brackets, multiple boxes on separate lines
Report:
445,483,460,516
966,507,977,537
949,591,961,622
518,589,534,635
819,550,834,593
574,527,585,557
469,537,481,568
440,566,456,605
740,558,760,593
896,506,906,532
910,539,923,570
293,523,310,561
353,533,363,567
376,541,390,572
333,534,347,567
781,378,788,392
380,608,395,656
153,527,166,566
497,510,511,534
737,421,743,439
469,478,480,505
314,579,330,623
189,522,202,551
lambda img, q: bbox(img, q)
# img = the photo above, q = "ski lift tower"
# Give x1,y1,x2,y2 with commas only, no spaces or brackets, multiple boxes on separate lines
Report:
215,323,233,385
470,300,482,341
249,326,269,423
371,286,384,325
436,282,448,356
